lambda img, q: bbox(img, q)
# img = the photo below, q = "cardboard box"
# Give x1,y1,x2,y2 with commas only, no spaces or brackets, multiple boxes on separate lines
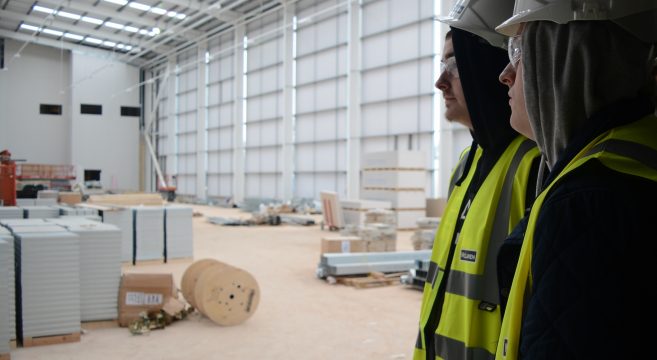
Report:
118,273,177,327
321,236,366,255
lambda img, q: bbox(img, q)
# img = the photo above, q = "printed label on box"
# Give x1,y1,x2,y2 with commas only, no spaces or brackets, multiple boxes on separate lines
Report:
125,292,163,306
341,240,351,253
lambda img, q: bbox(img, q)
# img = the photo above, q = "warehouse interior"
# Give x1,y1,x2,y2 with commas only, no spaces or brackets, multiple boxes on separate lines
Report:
0,0,472,359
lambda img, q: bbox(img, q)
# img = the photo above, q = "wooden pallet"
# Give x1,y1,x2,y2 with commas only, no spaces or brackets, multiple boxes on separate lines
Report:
9,340,16,349
81,320,118,331
336,272,404,289
0,352,10,360
22,332,80,348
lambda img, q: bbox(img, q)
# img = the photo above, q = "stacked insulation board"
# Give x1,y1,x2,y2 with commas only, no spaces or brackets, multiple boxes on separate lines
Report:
12,225,80,342
0,227,14,342
361,151,428,229
57,205,99,217
0,206,22,219
22,206,60,219
132,206,165,263
49,219,121,321
0,229,12,353
164,206,194,260
100,205,194,264
100,209,132,262
340,199,392,226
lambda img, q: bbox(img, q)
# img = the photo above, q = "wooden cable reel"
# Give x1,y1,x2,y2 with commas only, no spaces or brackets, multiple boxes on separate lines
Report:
181,259,260,326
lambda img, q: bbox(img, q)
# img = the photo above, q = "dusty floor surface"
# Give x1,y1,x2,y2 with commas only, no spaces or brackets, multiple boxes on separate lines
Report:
11,205,424,360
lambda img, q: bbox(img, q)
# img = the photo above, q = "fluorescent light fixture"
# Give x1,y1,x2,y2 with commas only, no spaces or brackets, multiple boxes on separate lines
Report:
64,33,84,40
104,0,128,5
57,11,81,20
167,11,178,17
42,28,64,37
125,45,133,50
32,5,55,14
103,41,116,47
20,24,41,32
139,29,149,35
81,16,104,25
124,26,139,33
151,27,161,35
176,13,186,20
129,2,151,11
117,44,125,49
104,21,124,30
150,7,167,15
84,37,103,44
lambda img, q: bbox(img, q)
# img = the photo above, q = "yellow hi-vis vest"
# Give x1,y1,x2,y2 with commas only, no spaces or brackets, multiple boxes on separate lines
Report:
415,136,539,360
495,115,657,360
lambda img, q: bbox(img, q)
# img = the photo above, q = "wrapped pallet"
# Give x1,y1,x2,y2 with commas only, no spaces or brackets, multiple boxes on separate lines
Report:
411,217,440,250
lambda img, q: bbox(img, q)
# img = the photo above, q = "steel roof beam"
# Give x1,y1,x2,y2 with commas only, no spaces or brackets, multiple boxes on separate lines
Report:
0,9,173,53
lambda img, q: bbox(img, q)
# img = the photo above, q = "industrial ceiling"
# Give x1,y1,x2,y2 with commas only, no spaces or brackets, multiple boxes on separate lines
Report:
0,0,285,67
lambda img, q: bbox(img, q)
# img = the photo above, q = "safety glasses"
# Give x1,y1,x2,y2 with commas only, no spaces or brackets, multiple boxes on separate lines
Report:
508,35,522,68
440,56,459,78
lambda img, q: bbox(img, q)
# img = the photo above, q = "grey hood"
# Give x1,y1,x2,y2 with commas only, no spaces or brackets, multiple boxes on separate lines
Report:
522,21,655,168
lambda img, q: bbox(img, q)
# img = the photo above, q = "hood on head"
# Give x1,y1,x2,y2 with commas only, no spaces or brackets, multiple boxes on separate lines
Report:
522,21,655,168
452,28,518,152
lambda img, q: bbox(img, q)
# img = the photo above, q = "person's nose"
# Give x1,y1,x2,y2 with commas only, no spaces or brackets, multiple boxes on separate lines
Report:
499,62,515,87
436,71,449,92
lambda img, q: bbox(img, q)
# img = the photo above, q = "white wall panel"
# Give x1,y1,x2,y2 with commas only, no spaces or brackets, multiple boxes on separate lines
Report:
146,0,452,202
175,47,199,197
360,0,435,197
206,31,235,199
244,8,284,199
293,0,349,200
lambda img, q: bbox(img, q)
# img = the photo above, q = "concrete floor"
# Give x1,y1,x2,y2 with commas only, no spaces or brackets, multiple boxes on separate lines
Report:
11,205,423,360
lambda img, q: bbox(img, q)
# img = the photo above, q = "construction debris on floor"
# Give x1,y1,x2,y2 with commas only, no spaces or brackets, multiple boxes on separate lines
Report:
327,272,407,289
207,202,316,227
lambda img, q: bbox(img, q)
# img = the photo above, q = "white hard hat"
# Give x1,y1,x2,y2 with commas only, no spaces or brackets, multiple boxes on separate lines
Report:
437,0,515,49
496,0,657,43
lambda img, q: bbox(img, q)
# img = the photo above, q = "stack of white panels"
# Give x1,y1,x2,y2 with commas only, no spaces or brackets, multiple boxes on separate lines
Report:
132,207,164,263
13,226,80,341
58,206,99,217
361,151,428,229
101,209,133,262
341,199,392,226
0,218,49,228
34,198,57,206
0,206,22,219
36,190,59,199
22,206,60,219
165,206,193,260
15,199,35,207
0,228,14,346
53,221,121,321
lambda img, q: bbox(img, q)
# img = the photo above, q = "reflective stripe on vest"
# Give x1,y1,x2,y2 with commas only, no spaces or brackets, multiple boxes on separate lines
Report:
444,139,536,303
435,335,496,360
415,136,539,359
495,116,657,360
